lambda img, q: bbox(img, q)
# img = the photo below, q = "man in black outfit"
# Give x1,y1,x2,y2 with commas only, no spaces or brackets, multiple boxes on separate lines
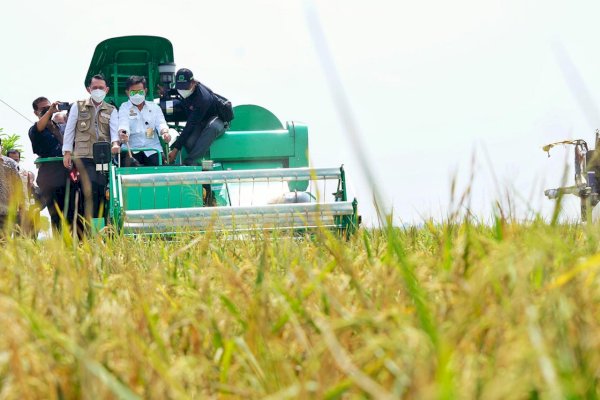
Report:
28,97,71,231
167,68,225,166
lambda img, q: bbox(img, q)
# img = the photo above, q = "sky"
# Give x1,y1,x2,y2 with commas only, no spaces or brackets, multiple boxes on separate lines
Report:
1,0,600,225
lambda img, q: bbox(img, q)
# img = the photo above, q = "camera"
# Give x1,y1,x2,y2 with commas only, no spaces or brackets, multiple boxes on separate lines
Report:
158,89,187,123
58,102,71,111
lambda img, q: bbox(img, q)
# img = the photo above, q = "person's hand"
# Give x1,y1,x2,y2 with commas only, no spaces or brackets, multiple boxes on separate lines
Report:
63,152,72,169
43,101,60,118
40,102,59,120
161,129,171,143
48,101,59,115
168,148,179,164
119,129,128,143
111,142,120,154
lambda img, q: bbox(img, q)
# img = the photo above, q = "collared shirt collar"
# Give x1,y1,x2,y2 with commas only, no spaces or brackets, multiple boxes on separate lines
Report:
84,97,106,110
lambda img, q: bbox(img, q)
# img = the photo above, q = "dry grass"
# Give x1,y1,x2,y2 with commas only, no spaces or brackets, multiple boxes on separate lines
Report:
0,221,599,399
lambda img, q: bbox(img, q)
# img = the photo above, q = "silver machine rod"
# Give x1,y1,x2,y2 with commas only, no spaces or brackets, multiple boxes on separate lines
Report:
123,201,354,233
119,167,342,187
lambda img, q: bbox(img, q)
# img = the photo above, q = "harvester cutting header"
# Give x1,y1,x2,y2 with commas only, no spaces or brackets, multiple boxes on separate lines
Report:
35,36,359,236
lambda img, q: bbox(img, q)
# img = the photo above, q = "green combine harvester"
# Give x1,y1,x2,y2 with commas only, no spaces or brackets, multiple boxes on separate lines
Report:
36,36,359,236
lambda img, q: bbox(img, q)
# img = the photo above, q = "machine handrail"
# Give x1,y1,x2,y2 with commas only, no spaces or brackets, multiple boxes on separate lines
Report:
34,156,64,165
35,147,164,166
119,167,342,187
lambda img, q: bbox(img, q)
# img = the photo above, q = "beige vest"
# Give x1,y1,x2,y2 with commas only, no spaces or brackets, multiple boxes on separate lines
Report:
73,98,115,159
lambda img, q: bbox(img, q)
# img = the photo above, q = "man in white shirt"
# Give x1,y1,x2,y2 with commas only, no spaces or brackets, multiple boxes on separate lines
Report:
118,75,171,166
62,73,119,222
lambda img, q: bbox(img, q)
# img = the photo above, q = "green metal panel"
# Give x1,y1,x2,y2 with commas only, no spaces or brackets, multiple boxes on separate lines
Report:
85,36,174,107
287,122,308,169
287,122,309,191
206,105,309,191
116,166,206,211
122,185,204,210
228,105,283,131
210,130,295,160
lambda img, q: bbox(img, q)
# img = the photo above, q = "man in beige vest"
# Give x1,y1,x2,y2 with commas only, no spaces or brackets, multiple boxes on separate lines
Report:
62,73,119,224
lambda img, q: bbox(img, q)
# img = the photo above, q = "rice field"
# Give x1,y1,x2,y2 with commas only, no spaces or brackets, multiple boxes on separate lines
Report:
1,218,599,399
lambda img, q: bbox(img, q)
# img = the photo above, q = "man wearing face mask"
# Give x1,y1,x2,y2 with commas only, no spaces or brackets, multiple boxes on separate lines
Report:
28,96,71,231
167,68,225,166
118,75,171,166
62,74,120,221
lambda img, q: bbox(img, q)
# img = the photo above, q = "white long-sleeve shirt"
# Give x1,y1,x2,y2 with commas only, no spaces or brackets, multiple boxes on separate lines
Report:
62,101,119,154
118,100,169,157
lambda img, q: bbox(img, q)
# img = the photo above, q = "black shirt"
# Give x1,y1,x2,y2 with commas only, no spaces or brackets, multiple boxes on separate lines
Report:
28,122,68,190
171,83,219,150
28,122,63,158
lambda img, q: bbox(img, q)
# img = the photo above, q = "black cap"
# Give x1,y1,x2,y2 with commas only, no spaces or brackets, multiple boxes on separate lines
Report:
175,68,194,89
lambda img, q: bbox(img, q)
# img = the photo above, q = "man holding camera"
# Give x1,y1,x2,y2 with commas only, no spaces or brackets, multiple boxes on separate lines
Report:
28,97,71,231
118,75,171,166
62,74,119,222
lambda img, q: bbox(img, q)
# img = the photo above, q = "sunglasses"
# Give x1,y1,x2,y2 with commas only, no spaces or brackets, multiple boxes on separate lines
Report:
129,90,145,96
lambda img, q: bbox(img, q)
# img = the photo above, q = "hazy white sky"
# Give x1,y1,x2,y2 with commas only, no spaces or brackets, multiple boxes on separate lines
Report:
1,0,599,224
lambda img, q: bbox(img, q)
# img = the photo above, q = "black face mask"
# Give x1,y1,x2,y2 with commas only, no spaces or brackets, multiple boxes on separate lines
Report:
39,107,50,117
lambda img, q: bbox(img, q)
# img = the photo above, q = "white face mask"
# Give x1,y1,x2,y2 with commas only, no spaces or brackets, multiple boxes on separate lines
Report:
90,89,106,103
129,93,145,106
177,89,193,99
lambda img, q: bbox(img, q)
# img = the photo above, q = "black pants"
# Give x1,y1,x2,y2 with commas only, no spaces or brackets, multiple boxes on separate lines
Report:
37,163,71,231
74,158,107,222
43,186,76,230
183,117,225,165
122,151,162,167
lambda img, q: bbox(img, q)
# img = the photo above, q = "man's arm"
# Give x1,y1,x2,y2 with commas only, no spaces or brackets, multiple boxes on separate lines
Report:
62,103,79,168
171,106,207,150
117,103,131,144
62,103,78,153
109,108,120,153
117,103,130,133
154,103,171,143
171,88,211,150
35,102,59,133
